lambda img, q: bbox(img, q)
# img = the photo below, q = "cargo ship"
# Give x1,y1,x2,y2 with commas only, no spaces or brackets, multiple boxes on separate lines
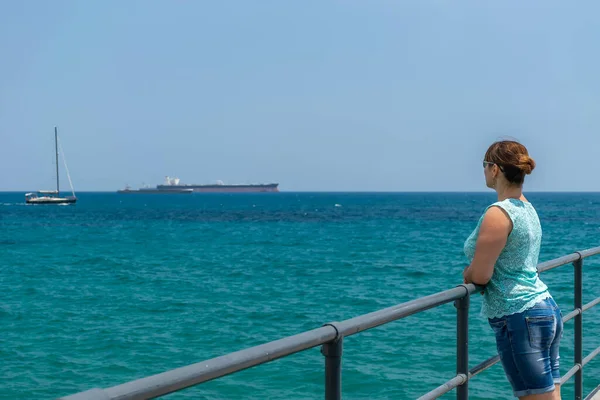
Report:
117,185,193,194
118,177,279,194
156,177,279,193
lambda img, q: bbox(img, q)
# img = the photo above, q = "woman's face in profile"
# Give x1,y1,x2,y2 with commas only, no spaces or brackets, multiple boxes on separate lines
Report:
483,161,495,189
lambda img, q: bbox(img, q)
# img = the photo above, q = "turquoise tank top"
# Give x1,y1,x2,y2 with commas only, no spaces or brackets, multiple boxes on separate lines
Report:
464,198,550,319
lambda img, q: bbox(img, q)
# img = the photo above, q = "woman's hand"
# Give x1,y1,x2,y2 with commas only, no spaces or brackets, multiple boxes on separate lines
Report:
462,266,471,284
463,265,485,295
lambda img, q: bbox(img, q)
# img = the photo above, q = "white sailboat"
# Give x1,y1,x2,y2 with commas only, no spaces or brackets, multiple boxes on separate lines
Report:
25,127,77,205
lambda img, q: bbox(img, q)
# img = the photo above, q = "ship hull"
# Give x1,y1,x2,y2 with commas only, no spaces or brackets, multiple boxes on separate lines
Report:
155,184,279,193
117,189,193,194
26,197,77,205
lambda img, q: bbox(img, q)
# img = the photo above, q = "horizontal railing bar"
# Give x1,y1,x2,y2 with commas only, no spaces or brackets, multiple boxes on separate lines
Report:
537,253,580,273
417,374,467,400
577,246,600,259
563,309,579,323
561,364,581,385
560,347,600,385
560,347,600,386
536,246,600,273
585,384,600,400
60,286,485,400
419,356,500,400
335,284,483,337
560,297,599,325
420,356,507,400
419,355,503,400
583,297,600,313
583,346,600,367
469,355,500,377
62,326,338,400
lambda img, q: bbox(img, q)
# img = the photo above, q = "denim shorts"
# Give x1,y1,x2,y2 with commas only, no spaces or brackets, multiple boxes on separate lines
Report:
488,297,563,398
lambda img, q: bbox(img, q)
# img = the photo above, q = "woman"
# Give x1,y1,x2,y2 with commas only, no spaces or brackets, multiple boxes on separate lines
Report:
463,140,563,400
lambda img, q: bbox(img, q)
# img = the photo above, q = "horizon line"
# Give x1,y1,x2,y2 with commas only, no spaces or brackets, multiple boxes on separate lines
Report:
1,190,600,194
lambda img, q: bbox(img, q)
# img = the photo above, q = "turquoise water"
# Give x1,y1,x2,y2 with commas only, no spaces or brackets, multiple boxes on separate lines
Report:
1,192,599,399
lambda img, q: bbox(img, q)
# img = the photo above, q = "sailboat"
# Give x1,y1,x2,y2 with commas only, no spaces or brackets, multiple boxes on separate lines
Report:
25,127,77,205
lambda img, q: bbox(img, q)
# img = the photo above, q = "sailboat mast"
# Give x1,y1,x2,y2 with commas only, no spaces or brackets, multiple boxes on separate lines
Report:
55,126,60,194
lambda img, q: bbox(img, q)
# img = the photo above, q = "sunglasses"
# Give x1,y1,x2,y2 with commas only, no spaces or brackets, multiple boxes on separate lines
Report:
483,161,504,171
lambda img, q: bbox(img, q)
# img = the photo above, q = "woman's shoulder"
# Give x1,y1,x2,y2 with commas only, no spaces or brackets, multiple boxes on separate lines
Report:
484,199,539,233
483,202,512,221
486,198,533,214
484,199,511,214
482,200,518,226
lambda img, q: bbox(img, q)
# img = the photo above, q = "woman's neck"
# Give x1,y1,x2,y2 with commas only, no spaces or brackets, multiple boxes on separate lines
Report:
496,185,524,202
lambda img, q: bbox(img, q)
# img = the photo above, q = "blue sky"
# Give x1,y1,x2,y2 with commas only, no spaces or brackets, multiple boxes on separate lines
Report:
1,1,598,192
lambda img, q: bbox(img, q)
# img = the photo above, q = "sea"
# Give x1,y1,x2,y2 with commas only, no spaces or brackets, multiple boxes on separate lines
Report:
1,192,599,400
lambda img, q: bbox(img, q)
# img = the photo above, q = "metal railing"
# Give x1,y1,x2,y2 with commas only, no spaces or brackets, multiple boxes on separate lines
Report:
59,247,600,400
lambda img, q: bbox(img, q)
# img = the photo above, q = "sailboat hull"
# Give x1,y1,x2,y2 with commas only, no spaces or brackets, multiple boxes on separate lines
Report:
25,127,77,205
26,197,77,205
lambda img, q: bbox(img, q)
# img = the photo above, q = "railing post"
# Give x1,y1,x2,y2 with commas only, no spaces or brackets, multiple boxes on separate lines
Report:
574,258,583,400
322,338,343,400
455,291,470,400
